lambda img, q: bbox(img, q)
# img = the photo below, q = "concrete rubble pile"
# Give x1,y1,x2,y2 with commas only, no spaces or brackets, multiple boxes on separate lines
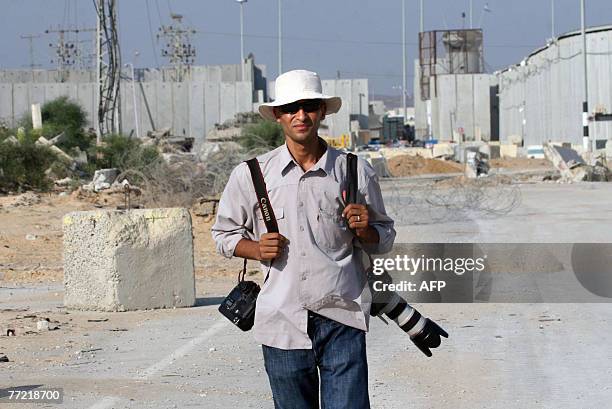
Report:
0,129,85,180
543,143,611,183
146,127,194,154
83,168,120,192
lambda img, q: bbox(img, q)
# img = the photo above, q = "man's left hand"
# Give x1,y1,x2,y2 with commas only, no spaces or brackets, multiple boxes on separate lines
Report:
342,204,370,236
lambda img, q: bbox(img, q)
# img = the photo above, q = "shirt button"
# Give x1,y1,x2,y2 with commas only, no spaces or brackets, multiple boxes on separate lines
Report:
298,202,304,207
299,226,304,231
301,275,307,281
301,252,306,257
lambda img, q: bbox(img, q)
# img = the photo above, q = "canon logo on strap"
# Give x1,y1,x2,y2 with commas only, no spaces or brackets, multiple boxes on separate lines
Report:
260,197,272,222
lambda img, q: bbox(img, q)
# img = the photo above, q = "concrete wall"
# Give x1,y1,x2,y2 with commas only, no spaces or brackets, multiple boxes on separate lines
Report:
0,61,265,146
414,68,491,142
0,79,252,146
497,26,612,145
433,73,491,142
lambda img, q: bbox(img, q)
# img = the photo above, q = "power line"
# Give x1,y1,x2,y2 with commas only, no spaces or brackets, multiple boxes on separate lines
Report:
145,0,161,69
157,13,197,81
192,29,538,49
154,0,163,26
20,34,42,70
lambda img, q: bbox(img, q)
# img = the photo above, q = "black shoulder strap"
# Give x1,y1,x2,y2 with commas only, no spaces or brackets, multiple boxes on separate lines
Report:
346,153,358,204
243,158,277,285
246,158,279,233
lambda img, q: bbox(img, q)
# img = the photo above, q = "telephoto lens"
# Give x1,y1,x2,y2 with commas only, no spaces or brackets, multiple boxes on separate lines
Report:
369,270,449,357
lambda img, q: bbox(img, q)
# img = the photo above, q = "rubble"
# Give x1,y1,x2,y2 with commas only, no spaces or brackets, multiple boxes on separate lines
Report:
37,320,50,331
55,177,73,187
3,192,42,207
544,143,611,182
1,135,19,144
83,168,119,192
193,196,220,221
465,149,490,179
544,144,587,182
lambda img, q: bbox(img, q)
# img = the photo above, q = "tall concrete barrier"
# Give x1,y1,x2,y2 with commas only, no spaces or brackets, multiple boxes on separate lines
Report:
63,208,196,311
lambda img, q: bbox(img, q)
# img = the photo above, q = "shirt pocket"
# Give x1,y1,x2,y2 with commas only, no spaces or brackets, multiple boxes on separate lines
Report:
315,205,353,252
256,207,284,236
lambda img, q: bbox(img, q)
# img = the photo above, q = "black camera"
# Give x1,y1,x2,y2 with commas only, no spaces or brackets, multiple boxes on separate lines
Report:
218,280,260,331
369,270,448,357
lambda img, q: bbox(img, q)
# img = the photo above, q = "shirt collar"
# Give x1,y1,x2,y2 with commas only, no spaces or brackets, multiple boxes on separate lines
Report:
280,143,297,175
280,138,335,176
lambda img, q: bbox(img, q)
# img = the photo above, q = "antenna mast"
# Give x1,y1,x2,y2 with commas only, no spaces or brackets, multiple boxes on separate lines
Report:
157,14,196,82
96,0,121,140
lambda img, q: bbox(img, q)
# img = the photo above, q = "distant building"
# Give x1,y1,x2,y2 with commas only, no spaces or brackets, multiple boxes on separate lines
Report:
496,25,612,147
414,29,492,143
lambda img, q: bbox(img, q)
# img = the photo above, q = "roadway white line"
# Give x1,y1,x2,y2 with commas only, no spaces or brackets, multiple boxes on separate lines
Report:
86,318,230,409
138,319,229,379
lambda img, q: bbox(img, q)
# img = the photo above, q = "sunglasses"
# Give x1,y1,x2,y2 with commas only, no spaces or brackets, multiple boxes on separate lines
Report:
277,99,323,115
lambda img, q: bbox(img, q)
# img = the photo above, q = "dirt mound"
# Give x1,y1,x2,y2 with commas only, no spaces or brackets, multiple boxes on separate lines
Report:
0,192,42,208
490,158,552,170
387,155,463,177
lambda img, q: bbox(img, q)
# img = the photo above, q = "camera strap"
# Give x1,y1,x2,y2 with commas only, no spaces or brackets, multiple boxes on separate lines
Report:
346,153,358,205
243,158,278,284
246,159,279,233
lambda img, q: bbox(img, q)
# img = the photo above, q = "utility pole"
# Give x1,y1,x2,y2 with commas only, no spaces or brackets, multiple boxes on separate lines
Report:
20,34,42,78
157,14,197,82
580,0,591,154
45,26,95,78
278,0,283,76
551,0,556,39
96,0,121,141
236,0,247,80
419,0,424,34
402,0,407,123
469,0,473,29
125,63,140,139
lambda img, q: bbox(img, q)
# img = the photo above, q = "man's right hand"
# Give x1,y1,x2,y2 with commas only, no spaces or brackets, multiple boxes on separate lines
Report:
258,233,289,261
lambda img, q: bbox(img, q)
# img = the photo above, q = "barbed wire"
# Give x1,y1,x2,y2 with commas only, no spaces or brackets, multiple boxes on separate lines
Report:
115,139,272,208
113,138,522,223
384,176,522,225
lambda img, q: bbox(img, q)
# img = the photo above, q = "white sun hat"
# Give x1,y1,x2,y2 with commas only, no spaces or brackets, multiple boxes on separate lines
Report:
258,70,342,121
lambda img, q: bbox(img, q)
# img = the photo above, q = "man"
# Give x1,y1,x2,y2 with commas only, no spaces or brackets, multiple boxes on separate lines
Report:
212,69,395,408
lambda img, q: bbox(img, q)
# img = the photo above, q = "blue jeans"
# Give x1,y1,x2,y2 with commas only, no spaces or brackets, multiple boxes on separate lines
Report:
262,312,370,409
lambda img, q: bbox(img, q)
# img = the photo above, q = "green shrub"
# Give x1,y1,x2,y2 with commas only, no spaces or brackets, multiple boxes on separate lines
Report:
0,141,57,192
21,96,94,152
94,134,160,173
239,120,284,151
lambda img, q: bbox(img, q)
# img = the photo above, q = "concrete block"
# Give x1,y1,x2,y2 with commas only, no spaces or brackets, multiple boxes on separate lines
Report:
433,143,454,158
500,144,518,158
63,208,195,311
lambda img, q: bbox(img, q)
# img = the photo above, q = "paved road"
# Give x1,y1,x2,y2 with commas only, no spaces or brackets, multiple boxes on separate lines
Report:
2,182,612,408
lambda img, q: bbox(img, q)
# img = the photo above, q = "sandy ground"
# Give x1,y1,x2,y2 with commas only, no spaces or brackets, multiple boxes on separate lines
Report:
386,156,553,178
0,190,246,285
1,176,612,408
387,155,464,177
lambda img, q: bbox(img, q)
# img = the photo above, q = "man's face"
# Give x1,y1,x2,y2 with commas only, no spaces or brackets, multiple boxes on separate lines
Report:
274,99,326,144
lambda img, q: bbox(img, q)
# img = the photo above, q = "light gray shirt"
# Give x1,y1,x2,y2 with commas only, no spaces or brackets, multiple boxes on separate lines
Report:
212,141,396,349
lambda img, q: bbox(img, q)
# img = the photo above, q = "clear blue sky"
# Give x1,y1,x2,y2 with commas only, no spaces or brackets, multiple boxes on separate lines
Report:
0,0,611,96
